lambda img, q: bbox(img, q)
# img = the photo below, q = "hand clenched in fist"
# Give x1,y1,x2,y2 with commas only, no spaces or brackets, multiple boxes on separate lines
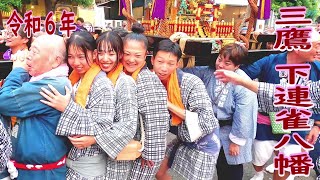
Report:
12,49,29,70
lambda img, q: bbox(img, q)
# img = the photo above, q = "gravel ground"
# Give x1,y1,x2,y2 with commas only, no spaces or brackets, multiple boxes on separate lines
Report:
166,133,317,180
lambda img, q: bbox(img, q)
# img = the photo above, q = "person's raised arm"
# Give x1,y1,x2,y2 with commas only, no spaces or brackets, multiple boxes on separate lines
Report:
214,70,259,93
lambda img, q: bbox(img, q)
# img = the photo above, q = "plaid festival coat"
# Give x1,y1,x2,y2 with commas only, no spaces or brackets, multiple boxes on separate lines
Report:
0,117,11,173
95,72,138,180
310,81,320,113
185,67,258,165
242,52,320,145
166,69,220,180
257,82,320,115
128,67,170,180
257,80,320,179
56,71,115,180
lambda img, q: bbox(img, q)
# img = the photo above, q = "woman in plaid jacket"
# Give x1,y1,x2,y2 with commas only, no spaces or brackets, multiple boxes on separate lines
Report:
94,31,139,179
123,23,170,180
40,31,115,180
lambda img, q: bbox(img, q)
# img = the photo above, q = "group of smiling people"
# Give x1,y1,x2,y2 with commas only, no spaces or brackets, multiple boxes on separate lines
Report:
0,22,318,180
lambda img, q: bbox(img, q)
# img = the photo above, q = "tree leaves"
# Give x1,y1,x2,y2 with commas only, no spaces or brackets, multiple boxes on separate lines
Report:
272,0,320,20
0,0,22,12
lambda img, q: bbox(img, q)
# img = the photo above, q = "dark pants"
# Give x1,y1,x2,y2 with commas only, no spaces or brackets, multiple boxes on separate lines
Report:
217,147,243,180
169,125,178,136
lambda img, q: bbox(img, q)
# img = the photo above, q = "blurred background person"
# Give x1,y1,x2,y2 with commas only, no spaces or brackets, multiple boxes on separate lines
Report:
76,17,84,27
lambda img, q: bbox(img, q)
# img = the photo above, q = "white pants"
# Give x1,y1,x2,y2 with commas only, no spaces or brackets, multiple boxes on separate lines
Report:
252,139,302,166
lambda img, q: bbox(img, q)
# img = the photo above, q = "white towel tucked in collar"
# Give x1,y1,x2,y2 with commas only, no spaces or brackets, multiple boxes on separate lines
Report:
29,63,69,82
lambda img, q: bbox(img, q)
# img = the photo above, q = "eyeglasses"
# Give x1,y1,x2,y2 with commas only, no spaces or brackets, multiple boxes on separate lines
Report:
1,30,17,39
83,25,94,33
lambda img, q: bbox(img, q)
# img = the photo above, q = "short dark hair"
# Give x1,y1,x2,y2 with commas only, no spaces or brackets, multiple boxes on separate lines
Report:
113,27,129,38
96,31,123,71
219,43,248,66
17,24,32,48
76,17,84,23
153,39,182,61
123,23,148,50
66,31,96,65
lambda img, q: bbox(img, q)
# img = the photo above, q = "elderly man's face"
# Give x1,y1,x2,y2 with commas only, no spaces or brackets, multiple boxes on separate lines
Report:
297,41,320,62
27,38,53,76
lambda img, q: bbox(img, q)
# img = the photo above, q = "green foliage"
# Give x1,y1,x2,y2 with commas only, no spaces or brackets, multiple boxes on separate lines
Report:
69,0,93,7
0,0,92,12
56,0,93,7
0,0,22,12
272,0,320,20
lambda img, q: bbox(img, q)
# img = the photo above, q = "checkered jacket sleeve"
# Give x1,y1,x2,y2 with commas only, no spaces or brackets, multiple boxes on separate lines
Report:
0,119,11,172
96,73,138,159
258,82,320,114
257,82,283,113
309,81,320,114
56,72,115,136
179,73,219,142
136,69,170,162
